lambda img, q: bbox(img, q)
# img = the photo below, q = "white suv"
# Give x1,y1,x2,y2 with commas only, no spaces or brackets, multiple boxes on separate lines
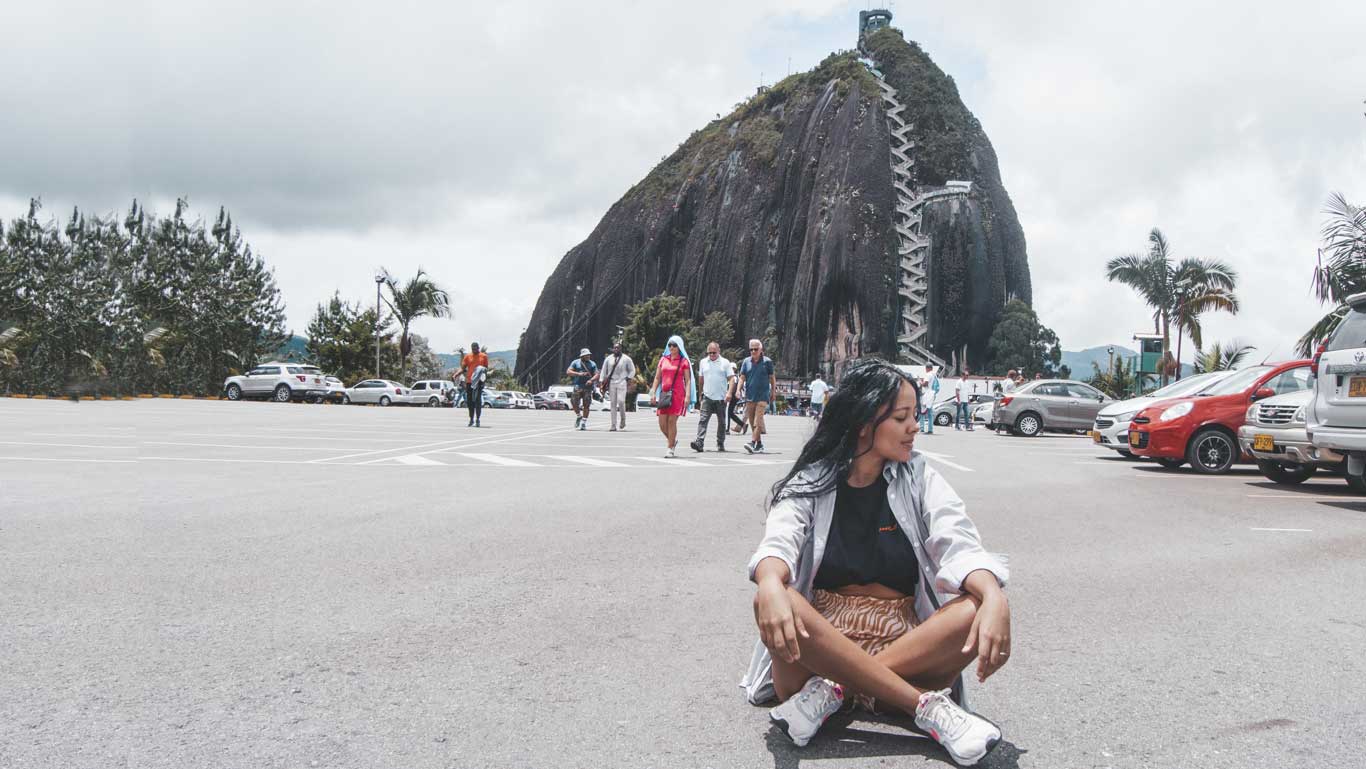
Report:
223,362,327,402
1307,293,1366,483
402,380,458,406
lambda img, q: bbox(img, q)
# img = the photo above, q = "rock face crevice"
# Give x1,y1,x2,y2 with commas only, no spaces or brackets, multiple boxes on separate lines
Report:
518,30,1030,389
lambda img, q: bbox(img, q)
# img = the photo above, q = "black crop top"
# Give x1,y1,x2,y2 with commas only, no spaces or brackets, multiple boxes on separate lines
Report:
813,475,920,596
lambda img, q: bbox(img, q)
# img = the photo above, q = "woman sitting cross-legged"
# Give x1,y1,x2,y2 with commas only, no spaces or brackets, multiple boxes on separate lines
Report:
739,358,1011,767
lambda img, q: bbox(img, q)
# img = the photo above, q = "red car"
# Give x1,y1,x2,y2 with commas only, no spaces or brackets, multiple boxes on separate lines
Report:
1128,360,1312,473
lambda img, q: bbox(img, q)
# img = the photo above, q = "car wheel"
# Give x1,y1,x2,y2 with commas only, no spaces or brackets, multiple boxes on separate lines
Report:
225,383,242,401
1255,459,1316,485
1156,458,1185,469
1187,428,1236,474
934,412,952,426
341,394,351,405
1346,469,1366,494
428,396,440,407
1014,412,1042,437
379,395,392,407
273,384,291,403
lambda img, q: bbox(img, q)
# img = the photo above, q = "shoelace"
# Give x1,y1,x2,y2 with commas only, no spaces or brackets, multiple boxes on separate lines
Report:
921,690,969,738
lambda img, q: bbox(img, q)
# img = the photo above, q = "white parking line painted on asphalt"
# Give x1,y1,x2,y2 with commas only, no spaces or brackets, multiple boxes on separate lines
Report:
394,454,446,466
635,456,723,467
547,455,629,467
0,456,136,463
1250,527,1313,532
312,426,558,463
916,449,974,472
454,453,540,467
145,441,364,452
0,439,136,450
1246,494,1358,500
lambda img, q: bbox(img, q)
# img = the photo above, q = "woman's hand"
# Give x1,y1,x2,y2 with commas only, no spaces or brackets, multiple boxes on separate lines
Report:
962,591,1011,682
753,578,807,663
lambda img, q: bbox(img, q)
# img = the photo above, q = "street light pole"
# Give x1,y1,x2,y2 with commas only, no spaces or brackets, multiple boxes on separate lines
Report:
374,275,385,378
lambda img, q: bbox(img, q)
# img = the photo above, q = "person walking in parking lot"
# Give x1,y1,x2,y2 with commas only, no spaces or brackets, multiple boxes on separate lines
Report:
741,358,1011,765
919,364,939,435
601,342,635,431
649,335,695,457
690,341,735,453
954,369,974,431
808,373,831,421
460,342,490,427
739,339,777,454
567,348,600,431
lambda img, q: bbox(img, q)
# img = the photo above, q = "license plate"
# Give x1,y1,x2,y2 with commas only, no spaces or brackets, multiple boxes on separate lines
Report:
1351,377,1366,397
1129,432,1142,447
1253,434,1275,451
1090,431,1102,443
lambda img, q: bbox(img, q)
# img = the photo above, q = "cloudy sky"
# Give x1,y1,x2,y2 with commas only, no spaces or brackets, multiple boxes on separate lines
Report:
4,1,1364,361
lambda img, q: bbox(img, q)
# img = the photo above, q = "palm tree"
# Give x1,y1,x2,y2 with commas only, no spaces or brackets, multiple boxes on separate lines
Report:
1299,192,1366,355
1170,258,1239,379
380,268,451,382
1193,340,1256,374
1106,228,1238,385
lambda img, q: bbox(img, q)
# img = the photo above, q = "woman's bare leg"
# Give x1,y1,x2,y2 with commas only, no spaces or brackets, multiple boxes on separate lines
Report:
770,588,923,714
872,593,980,690
657,412,669,442
665,414,678,448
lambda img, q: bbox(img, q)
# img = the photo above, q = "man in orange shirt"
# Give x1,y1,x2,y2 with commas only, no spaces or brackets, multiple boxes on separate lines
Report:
460,342,490,427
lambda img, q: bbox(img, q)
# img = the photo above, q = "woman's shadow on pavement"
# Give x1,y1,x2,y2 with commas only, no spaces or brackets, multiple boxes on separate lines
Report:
764,712,1026,768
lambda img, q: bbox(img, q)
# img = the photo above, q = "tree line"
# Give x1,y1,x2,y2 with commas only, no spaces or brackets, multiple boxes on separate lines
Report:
0,199,287,396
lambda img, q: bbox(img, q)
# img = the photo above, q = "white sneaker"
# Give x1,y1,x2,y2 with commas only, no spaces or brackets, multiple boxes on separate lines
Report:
665,447,676,458
914,689,1001,766
770,677,843,747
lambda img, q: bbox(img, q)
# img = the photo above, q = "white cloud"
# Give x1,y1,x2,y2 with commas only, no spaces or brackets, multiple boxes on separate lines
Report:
3,0,1364,360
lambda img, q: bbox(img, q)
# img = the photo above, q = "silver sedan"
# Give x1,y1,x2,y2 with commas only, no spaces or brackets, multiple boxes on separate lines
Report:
344,379,407,406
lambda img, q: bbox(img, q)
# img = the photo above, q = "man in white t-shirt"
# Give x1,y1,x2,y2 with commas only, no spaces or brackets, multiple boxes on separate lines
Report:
690,341,736,452
808,375,831,420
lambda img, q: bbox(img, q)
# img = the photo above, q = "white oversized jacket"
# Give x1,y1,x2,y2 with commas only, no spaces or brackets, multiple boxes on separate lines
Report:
740,453,1009,705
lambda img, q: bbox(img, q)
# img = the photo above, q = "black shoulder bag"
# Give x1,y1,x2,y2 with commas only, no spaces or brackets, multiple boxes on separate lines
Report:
657,358,685,409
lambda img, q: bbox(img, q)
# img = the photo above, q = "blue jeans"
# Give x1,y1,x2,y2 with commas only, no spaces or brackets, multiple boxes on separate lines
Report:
919,404,934,433
956,402,973,430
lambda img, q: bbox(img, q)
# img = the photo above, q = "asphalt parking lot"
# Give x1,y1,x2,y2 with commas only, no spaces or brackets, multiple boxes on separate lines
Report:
2,398,1364,769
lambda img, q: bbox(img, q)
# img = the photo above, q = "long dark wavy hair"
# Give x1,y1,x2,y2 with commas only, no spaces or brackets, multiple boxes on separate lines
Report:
768,358,922,508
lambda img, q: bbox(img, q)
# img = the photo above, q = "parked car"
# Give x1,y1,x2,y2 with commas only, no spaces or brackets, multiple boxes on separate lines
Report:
319,376,348,403
636,393,653,409
223,362,328,403
992,380,1111,437
1238,389,1360,489
344,379,407,406
1129,361,1312,473
1091,370,1236,456
506,391,535,409
928,394,994,427
485,390,514,409
536,391,570,410
454,388,496,409
1306,293,1366,488
972,400,995,426
402,379,458,407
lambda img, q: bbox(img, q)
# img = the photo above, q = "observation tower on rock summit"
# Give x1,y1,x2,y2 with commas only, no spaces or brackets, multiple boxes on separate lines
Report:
859,9,970,371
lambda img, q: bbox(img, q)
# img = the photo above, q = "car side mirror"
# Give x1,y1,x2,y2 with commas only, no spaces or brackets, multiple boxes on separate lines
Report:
1253,387,1274,401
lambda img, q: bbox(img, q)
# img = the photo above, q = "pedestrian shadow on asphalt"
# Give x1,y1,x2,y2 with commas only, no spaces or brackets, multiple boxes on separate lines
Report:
1244,480,1360,497
764,714,1025,768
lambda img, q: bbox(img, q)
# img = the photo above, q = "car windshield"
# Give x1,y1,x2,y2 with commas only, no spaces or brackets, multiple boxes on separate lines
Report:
1197,366,1272,396
1147,371,1226,399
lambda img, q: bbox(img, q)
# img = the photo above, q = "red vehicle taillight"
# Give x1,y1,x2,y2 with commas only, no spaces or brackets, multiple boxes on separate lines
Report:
999,396,1013,407
1310,342,1328,376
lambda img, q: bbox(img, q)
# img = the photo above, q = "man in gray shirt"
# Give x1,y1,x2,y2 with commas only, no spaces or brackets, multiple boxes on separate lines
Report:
599,342,636,431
